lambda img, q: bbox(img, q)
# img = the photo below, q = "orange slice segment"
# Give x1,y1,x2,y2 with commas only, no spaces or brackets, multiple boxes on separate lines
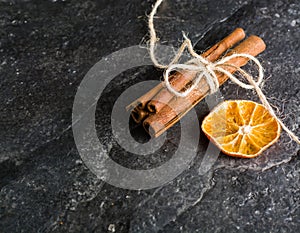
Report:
201,100,281,158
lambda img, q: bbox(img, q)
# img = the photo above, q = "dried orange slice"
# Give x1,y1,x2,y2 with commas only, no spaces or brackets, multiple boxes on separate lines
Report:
201,100,281,158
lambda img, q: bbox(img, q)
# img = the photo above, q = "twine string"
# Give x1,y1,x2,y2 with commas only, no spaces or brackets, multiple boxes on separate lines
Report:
148,0,300,144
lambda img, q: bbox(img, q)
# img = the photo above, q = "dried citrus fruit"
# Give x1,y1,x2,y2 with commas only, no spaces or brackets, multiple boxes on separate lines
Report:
201,100,281,158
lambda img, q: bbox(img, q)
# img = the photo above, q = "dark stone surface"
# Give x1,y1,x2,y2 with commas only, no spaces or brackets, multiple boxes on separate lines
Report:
0,0,299,232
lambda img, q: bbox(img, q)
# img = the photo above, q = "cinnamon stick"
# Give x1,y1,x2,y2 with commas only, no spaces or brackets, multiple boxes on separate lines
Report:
127,28,245,123
144,35,266,137
147,28,246,113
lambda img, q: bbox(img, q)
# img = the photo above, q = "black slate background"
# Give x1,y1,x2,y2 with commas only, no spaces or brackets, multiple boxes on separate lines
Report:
0,0,300,232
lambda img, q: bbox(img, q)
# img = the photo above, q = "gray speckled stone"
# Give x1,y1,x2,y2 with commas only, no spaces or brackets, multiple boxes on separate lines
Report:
0,0,299,232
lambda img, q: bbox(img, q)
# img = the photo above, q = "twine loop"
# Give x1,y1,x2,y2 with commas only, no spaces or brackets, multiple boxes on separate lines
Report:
164,51,264,98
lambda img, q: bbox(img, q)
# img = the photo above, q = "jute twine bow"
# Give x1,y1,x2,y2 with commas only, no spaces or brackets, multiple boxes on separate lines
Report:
148,0,300,144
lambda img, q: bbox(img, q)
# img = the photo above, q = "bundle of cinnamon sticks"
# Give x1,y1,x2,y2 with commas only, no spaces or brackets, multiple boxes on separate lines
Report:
127,28,266,137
